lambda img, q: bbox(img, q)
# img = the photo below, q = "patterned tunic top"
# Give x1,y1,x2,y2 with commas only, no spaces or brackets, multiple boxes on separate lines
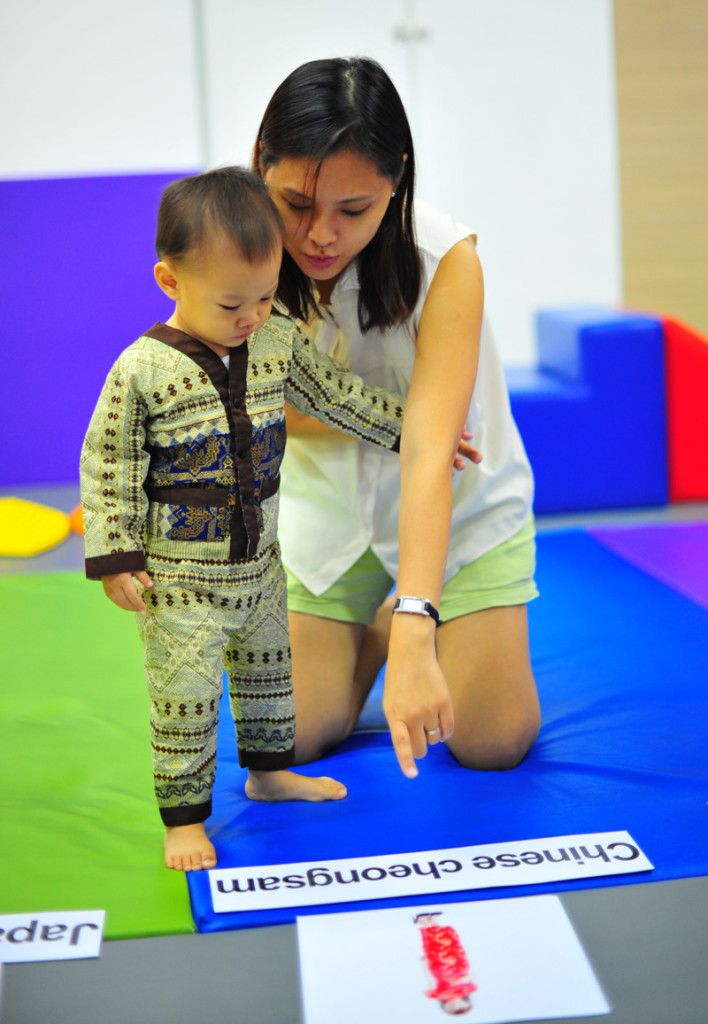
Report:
81,317,403,579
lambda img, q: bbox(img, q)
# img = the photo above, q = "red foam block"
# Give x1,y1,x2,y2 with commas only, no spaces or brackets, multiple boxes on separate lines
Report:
664,316,708,502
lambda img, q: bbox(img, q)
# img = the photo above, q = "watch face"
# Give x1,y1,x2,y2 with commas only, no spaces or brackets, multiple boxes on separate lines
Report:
394,596,440,623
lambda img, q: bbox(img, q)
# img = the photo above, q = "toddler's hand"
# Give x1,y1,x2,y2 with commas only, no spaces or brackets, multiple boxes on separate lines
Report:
102,570,153,611
454,428,482,472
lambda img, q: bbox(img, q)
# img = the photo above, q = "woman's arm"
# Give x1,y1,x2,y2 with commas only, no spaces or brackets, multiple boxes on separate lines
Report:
285,397,482,465
382,237,483,777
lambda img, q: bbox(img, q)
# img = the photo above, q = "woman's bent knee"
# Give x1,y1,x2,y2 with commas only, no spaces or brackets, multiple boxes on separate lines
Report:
447,706,540,771
293,714,353,765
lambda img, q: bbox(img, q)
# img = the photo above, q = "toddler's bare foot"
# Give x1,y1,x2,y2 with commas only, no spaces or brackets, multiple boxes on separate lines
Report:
245,769,347,803
164,823,217,871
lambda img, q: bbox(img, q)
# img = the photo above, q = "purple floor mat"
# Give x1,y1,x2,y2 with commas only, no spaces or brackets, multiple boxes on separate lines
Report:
590,521,708,611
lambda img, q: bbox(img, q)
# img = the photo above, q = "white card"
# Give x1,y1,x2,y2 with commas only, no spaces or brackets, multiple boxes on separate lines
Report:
0,911,105,963
209,831,652,914
297,895,611,1024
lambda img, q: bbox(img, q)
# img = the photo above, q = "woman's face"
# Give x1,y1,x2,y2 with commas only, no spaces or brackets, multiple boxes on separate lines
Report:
263,149,396,294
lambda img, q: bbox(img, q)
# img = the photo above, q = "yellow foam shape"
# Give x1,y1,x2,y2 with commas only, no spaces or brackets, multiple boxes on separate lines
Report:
69,503,84,535
0,497,71,557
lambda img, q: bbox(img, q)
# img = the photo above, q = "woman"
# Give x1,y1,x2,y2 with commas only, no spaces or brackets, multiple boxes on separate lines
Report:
253,57,540,779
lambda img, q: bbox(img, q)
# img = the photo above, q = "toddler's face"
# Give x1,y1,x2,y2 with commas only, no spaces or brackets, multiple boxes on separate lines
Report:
167,232,282,357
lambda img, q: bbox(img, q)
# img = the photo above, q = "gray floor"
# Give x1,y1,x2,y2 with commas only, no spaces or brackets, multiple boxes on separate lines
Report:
2,485,707,1023
3,877,708,1023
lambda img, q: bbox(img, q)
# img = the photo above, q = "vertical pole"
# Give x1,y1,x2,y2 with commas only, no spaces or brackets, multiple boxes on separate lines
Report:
404,0,420,131
191,0,210,170
393,0,430,140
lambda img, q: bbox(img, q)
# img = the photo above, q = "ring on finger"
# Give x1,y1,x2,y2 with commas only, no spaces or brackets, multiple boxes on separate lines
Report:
425,726,441,738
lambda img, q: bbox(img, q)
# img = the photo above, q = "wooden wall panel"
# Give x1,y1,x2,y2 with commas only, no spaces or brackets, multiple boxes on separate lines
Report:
614,0,708,333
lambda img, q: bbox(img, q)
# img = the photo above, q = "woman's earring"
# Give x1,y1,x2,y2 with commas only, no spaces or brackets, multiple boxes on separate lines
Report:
391,190,397,197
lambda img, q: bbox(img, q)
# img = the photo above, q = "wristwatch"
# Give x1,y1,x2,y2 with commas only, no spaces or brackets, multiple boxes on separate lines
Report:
392,595,440,626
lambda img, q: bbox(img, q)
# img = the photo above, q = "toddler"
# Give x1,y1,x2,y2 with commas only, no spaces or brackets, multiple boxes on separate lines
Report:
81,167,405,871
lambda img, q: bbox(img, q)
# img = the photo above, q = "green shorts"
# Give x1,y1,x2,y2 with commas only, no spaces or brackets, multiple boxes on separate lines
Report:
285,515,538,626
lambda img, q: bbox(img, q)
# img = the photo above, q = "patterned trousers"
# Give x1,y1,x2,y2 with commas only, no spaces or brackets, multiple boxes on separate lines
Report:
135,544,295,826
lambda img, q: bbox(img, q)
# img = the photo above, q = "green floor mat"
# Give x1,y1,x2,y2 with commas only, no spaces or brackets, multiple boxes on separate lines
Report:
0,573,194,940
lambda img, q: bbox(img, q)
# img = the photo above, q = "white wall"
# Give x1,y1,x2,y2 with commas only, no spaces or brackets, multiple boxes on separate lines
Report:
0,0,202,175
411,0,622,366
0,0,621,365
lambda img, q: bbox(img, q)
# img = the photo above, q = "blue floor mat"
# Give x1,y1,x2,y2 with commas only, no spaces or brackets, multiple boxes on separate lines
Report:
188,528,708,931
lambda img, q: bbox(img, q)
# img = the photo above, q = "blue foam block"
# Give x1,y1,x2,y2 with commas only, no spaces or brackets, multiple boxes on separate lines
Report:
507,306,669,513
187,528,708,932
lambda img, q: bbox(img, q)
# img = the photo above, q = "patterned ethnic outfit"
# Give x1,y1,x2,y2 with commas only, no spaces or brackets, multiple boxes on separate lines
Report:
81,318,403,826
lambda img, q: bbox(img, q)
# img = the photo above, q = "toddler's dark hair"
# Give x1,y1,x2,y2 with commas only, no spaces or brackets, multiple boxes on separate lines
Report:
156,166,283,263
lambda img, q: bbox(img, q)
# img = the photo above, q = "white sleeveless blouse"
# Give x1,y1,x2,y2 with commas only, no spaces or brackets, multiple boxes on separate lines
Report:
277,200,534,594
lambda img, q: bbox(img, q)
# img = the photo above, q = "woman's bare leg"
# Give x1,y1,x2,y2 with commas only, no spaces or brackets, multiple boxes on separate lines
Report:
289,602,539,772
344,596,396,732
437,604,540,770
288,611,366,763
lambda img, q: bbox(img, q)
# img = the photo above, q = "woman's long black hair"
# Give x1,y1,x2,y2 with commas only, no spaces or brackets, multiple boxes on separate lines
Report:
254,57,421,333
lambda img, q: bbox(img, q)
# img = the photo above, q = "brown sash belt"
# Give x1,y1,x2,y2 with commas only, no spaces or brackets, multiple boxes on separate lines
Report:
144,475,279,507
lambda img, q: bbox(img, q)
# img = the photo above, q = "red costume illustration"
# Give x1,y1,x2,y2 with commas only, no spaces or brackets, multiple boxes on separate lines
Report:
420,925,478,1003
